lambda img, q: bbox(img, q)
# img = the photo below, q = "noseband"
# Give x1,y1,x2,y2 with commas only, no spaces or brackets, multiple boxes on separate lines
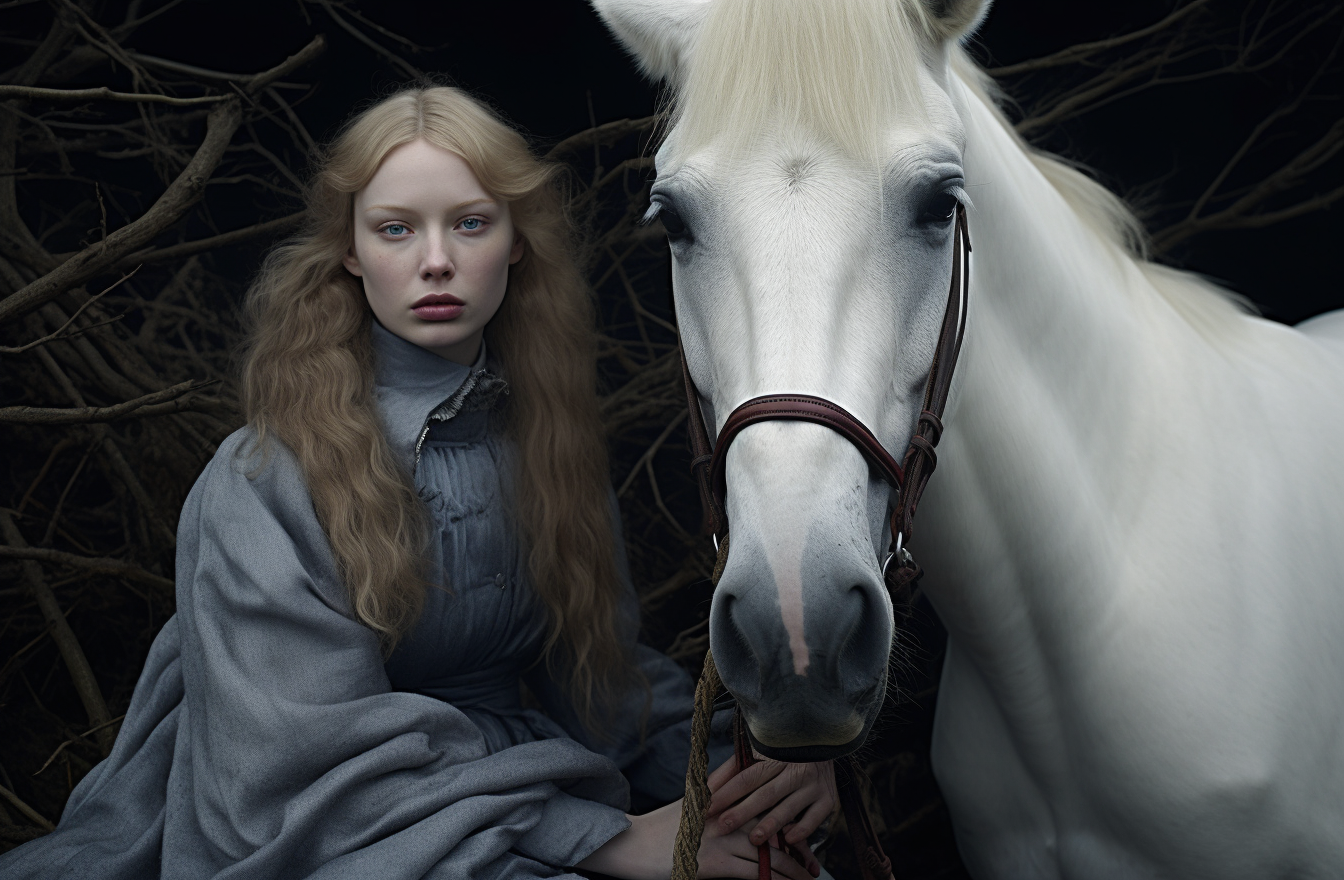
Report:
678,203,971,595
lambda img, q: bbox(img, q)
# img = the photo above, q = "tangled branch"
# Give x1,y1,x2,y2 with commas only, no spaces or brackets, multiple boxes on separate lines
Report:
992,0,1342,258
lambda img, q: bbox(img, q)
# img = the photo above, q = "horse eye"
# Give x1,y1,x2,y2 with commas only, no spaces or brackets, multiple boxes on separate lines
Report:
659,208,688,239
920,192,960,224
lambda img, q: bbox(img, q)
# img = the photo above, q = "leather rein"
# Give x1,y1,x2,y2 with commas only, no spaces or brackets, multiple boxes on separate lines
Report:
679,203,971,597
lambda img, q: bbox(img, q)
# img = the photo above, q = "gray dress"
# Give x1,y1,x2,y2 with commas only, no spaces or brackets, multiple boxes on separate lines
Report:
0,322,727,879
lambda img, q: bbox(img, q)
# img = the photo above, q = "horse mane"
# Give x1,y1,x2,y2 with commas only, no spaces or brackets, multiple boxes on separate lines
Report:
667,0,1254,339
947,49,1258,338
669,0,930,163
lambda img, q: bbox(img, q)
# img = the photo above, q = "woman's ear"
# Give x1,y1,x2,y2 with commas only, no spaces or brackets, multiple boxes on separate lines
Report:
509,233,525,265
343,249,364,277
920,0,992,43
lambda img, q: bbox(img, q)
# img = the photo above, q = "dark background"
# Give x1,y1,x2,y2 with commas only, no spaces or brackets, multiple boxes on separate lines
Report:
105,0,1342,322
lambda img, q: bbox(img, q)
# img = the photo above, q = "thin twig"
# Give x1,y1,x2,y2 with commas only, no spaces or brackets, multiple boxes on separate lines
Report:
39,440,95,546
15,437,76,515
31,348,178,546
988,0,1214,77
265,86,318,155
0,98,243,325
129,50,304,86
316,2,428,52
0,84,227,106
618,410,687,497
0,510,114,752
0,546,175,593
0,782,54,832
0,268,137,354
645,457,692,541
314,2,421,80
116,212,305,272
33,713,125,776
242,34,327,96
0,379,218,425
547,116,657,160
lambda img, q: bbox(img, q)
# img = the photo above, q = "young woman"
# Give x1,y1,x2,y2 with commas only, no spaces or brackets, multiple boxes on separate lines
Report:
0,87,835,880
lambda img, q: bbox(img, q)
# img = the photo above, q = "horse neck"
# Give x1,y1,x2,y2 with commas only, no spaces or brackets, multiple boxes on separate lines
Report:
915,75,1186,667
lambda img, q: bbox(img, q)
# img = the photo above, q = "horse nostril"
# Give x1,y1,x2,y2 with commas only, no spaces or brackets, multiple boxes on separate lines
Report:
836,579,893,687
710,591,763,703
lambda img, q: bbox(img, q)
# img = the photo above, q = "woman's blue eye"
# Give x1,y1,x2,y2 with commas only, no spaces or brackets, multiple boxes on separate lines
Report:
461,218,483,231
383,224,408,236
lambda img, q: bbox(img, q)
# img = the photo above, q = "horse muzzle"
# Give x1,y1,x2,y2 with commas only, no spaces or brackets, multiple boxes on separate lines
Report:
709,517,893,761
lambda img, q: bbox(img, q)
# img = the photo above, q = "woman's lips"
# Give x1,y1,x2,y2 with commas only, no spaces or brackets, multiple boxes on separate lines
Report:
413,303,464,320
412,293,465,321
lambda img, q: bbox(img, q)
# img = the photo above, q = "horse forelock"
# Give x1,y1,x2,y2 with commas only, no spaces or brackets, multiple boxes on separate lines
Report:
668,0,940,165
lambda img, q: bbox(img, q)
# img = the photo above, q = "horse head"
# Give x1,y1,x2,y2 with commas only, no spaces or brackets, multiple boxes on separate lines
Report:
593,0,988,761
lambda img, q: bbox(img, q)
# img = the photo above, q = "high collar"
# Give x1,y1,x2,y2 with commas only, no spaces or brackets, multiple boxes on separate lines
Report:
371,320,484,472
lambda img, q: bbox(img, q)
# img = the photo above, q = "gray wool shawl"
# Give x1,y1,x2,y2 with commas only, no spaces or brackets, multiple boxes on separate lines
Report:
0,322,727,879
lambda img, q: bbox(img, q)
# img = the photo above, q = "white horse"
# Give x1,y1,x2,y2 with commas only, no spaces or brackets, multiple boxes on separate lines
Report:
592,0,1344,877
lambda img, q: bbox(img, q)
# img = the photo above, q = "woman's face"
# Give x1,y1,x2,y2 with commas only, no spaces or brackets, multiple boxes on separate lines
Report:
344,138,524,365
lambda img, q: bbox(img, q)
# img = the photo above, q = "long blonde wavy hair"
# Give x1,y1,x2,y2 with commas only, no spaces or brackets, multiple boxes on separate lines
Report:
240,86,631,727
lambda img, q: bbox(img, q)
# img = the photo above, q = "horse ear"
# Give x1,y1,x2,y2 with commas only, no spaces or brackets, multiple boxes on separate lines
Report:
919,0,991,42
589,0,712,84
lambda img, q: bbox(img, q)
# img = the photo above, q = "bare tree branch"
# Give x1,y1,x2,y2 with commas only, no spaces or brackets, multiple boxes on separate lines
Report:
0,509,114,752
1150,32,1343,251
115,211,304,270
312,2,421,80
0,35,324,325
239,34,327,96
0,782,54,832
31,346,179,545
0,545,174,592
129,51,305,86
0,379,217,425
0,98,241,323
33,713,126,776
987,0,1214,77
0,268,135,353
547,116,657,160
0,84,227,105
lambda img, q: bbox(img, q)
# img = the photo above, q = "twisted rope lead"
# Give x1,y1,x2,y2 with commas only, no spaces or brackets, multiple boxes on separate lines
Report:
671,536,731,880
669,534,896,880
671,647,722,880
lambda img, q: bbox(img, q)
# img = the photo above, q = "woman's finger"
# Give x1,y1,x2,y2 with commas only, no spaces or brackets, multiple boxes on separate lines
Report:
699,808,822,880
707,751,743,794
782,796,835,845
697,821,792,879
748,787,814,845
708,759,784,816
715,770,793,831
718,758,827,832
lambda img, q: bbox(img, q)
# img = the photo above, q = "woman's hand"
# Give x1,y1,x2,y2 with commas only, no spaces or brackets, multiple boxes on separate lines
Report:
706,752,838,851
696,806,821,880
576,796,818,880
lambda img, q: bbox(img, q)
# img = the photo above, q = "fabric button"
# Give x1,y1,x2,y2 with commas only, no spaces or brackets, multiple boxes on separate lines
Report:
495,573,506,589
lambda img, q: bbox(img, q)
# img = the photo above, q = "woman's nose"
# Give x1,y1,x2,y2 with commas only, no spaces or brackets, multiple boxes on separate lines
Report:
421,234,454,281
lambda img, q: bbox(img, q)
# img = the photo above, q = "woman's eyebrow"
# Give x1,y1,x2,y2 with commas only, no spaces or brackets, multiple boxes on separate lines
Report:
363,198,497,213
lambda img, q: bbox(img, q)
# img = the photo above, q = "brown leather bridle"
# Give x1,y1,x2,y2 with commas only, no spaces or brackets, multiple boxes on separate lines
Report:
679,203,971,600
